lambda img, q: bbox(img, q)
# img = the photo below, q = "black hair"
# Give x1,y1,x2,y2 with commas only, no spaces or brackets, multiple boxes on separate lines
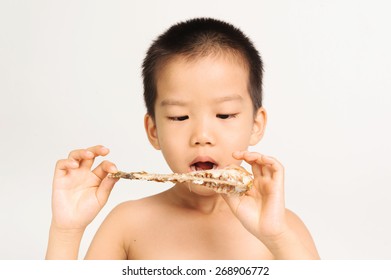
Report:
142,17,263,119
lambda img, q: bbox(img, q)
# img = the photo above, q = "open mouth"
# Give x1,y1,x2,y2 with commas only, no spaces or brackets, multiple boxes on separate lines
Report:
190,161,218,172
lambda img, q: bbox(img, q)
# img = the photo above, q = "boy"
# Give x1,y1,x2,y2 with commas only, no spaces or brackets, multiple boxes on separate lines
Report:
46,18,319,259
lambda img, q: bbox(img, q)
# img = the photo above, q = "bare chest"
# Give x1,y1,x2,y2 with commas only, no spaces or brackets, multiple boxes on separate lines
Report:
126,212,273,260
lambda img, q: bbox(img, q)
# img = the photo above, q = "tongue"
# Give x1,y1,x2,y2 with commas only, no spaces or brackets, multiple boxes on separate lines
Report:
194,162,214,171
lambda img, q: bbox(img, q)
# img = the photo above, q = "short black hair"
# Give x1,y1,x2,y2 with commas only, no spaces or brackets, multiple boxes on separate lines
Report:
142,17,263,119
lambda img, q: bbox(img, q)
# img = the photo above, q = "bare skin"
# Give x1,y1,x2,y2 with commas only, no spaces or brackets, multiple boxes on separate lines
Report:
86,189,273,260
46,145,118,259
83,152,318,259
46,54,320,260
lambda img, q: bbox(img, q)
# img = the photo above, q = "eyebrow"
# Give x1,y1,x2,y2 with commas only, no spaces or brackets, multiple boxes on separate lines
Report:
160,94,243,107
214,94,243,103
160,99,188,107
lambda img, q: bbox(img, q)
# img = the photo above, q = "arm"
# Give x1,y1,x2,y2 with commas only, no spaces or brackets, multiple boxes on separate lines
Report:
45,145,118,259
84,203,129,259
223,151,320,259
46,226,85,260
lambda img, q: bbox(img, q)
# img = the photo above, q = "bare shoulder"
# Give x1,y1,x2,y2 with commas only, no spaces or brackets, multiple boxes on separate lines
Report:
285,209,320,258
101,191,172,230
85,191,170,259
285,209,311,234
111,191,173,221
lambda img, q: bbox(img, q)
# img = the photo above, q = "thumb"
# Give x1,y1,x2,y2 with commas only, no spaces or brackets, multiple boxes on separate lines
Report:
96,176,118,206
221,193,243,216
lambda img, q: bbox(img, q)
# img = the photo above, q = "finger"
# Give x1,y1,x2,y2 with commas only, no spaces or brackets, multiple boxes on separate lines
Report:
220,192,243,215
240,152,279,169
92,160,118,181
56,158,79,170
68,149,95,162
96,177,117,207
238,152,282,179
233,151,269,165
233,151,283,176
54,159,79,177
82,145,110,169
233,151,265,177
248,153,274,178
252,155,285,193
256,155,284,180
232,150,246,160
67,145,109,170
94,161,118,205
86,145,110,156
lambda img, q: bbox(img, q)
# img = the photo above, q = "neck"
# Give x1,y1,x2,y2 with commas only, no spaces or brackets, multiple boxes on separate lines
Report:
166,182,228,215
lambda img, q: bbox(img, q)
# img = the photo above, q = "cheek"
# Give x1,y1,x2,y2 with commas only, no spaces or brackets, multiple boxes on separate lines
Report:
220,123,253,149
156,125,186,156
157,132,190,173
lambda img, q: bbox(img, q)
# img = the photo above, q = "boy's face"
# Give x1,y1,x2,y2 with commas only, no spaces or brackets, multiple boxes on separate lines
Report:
145,54,266,193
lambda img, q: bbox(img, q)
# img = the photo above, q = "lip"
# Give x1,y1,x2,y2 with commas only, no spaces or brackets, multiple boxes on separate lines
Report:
189,156,218,171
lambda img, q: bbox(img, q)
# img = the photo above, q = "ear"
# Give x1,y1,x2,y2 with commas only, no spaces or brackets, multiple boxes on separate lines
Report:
144,114,161,150
249,107,267,146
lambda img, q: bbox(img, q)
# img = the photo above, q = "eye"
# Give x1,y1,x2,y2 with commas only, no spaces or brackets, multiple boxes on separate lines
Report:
168,115,189,121
216,114,238,119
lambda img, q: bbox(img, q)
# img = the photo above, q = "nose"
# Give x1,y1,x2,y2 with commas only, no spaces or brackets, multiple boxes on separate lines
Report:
190,119,215,146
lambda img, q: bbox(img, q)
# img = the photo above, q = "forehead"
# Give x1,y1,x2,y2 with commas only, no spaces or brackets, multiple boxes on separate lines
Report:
157,51,249,78
155,53,250,104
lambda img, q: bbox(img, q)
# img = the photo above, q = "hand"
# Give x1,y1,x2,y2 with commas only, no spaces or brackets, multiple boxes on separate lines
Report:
222,151,288,244
51,145,118,231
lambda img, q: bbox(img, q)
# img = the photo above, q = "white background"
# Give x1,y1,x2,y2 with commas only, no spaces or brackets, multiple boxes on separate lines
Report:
1,0,390,259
